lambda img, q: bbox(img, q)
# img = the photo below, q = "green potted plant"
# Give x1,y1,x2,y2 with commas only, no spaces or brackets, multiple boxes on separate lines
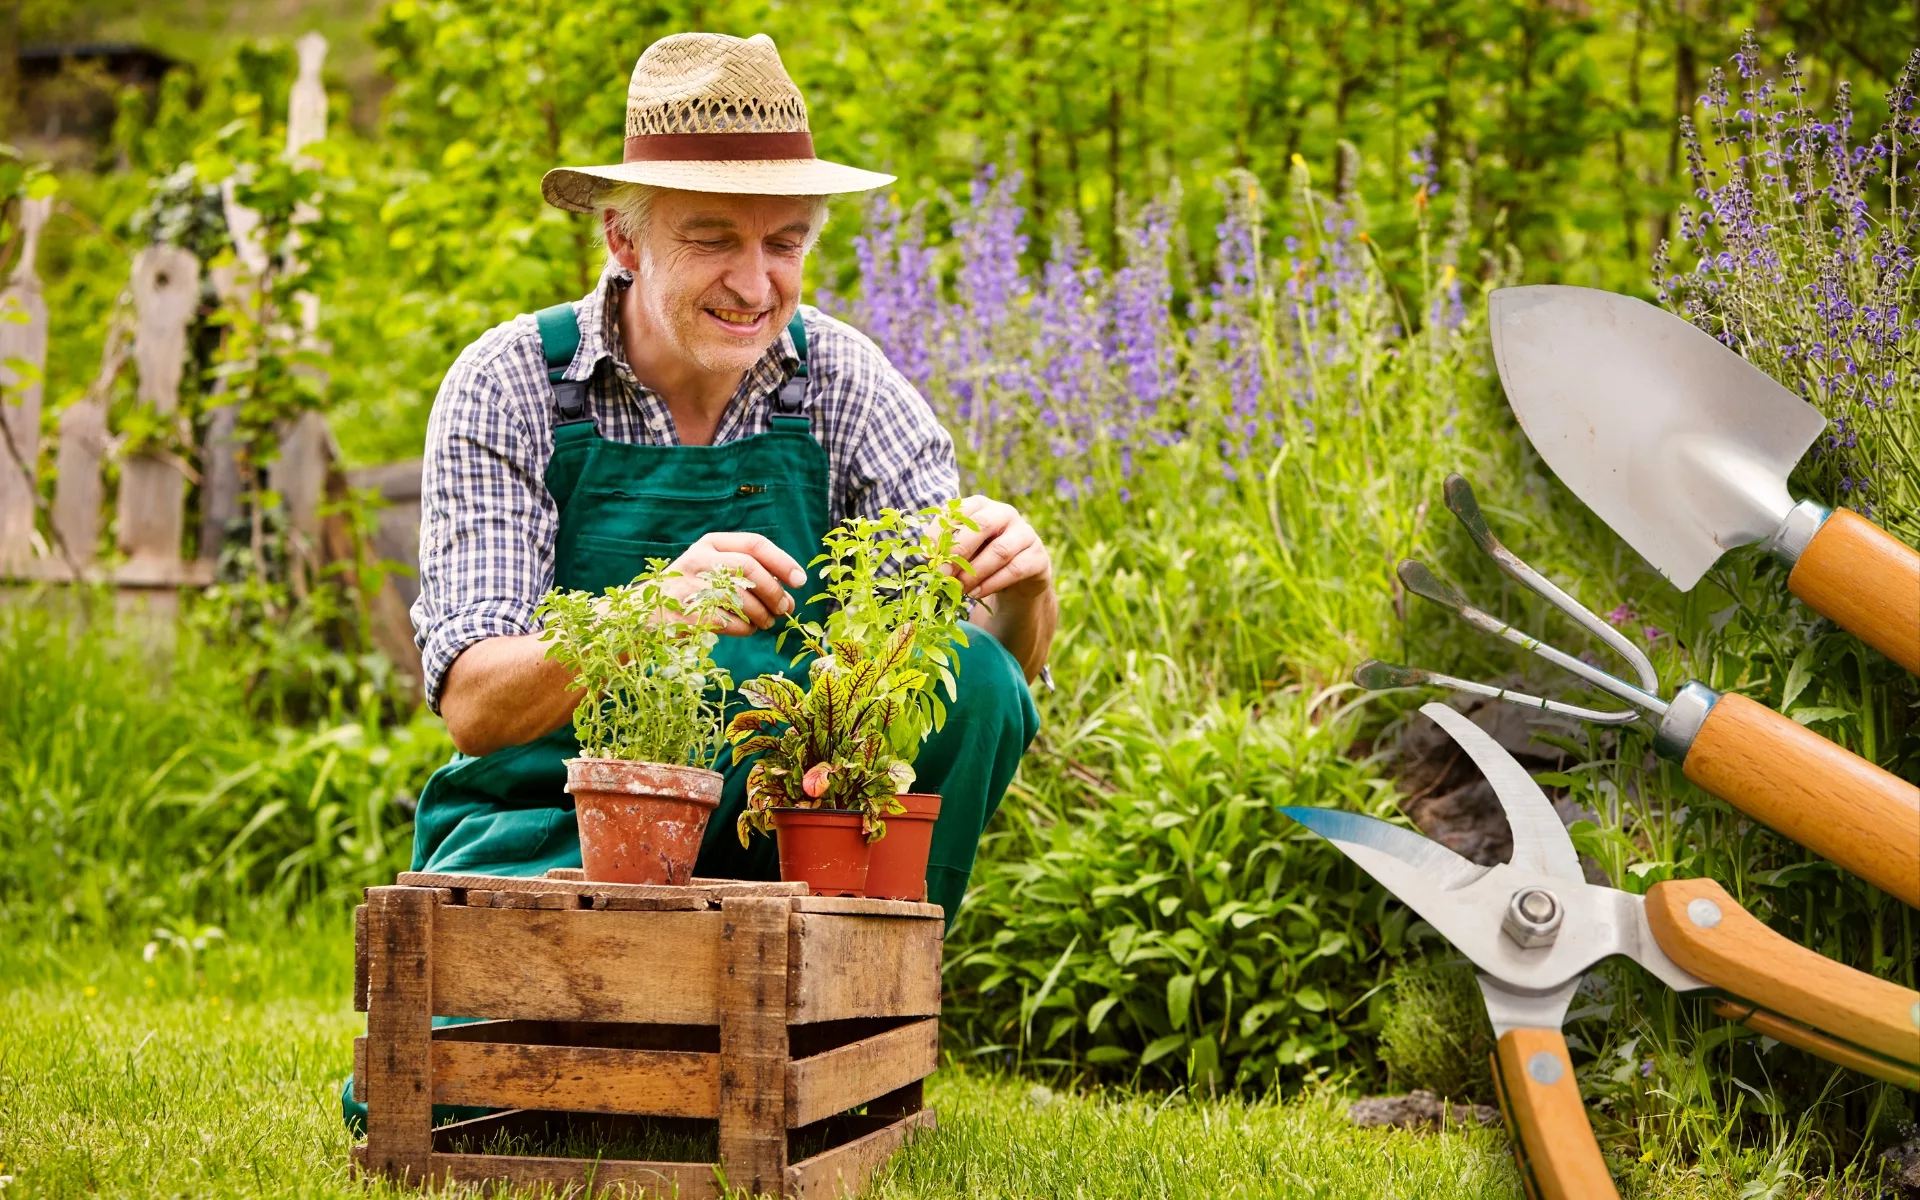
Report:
538,561,744,886
727,503,975,898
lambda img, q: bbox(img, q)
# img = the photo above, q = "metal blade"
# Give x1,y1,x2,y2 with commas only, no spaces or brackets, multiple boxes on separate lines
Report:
1278,806,1490,892
1418,703,1583,885
1283,805,1710,995
1490,285,1828,591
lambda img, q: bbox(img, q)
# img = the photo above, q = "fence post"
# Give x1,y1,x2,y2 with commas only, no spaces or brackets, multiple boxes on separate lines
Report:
116,246,199,579
0,194,51,569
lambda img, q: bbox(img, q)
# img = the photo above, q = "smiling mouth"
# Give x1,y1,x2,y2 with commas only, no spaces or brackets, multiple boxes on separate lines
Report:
705,307,770,333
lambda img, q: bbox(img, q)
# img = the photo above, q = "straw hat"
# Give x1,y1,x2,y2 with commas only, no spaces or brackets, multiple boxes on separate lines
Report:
541,32,895,212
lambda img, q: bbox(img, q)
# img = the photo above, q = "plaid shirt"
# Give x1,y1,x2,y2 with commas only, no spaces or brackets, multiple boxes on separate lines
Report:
411,261,960,711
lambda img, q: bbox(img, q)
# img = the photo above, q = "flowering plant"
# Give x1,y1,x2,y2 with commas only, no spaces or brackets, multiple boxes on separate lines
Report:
536,562,745,767
729,502,976,842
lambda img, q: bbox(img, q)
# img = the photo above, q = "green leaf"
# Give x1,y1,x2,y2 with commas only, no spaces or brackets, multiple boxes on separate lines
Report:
1781,643,1817,710
1788,706,1852,726
1140,1033,1187,1067
1087,995,1121,1034
1166,973,1196,1028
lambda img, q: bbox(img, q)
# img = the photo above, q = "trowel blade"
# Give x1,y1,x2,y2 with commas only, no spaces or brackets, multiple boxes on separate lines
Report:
1489,286,1828,591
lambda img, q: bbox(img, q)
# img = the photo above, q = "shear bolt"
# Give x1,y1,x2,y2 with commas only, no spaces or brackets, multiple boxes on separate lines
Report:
1502,887,1563,949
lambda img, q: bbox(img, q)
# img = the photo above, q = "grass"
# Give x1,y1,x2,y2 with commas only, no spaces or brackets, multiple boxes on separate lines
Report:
2,919,1880,1200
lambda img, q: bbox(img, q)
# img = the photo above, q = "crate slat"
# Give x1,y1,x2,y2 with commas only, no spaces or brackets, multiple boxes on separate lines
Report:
430,1151,719,1199
785,1109,936,1200
433,905,723,1025
788,914,943,1024
785,1018,939,1128
363,886,436,1182
433,1040,719,1118
352,904,368,1012
790,896,943,919
718,896,792,1194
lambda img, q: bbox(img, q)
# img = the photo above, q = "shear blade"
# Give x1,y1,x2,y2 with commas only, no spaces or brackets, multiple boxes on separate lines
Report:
1277,806,1490,892
1416,703,1583,885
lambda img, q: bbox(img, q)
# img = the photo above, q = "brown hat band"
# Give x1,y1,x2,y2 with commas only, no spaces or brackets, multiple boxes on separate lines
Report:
623,131,816,162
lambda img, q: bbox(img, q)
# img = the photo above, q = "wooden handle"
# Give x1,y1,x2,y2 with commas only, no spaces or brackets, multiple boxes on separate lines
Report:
1712,1000,1920,1090
1683,692,1920,907
1789,508,1920,674
1646,878,1920,1066
1492,1029,1619,1200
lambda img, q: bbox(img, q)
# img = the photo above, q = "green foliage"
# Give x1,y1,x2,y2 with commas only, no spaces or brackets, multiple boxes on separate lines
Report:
730,625,924,843
536,563,744,766
793,500,977,755
1376,962,1495,1103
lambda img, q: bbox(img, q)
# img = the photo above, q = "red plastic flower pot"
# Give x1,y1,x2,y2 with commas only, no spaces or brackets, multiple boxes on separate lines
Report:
566,758,723,886
770,807,871,897
864,792,942,902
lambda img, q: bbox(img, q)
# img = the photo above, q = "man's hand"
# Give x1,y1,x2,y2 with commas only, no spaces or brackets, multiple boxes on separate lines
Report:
950,495,1057,681
665,531,807,635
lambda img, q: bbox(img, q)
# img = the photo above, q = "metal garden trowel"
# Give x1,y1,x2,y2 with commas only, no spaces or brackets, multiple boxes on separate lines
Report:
1489,285,1920,675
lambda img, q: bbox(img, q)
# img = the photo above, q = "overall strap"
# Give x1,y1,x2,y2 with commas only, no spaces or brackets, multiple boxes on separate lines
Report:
535,302,594,427
770,311,810,431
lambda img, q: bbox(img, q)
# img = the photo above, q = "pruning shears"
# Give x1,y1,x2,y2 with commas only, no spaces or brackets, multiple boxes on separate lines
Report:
1284,703,1920,1200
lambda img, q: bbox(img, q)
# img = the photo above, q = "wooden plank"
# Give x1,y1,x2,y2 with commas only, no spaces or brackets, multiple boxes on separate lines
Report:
786,1018,938,1128
788,914,943,1024
433,904,723,1025
49,397,106,568
785,1109,936,1200
692,878,810,896
352,1036,364,1102
430,1151,719,1199
196,403,241,563
353,904,368,1012
433,1040,719,1118
117,246,198,567
0,194,50,570
790,896,942,919
486,888,578,910
400,871,708,910
363,886,436,1184
718,896,791,1196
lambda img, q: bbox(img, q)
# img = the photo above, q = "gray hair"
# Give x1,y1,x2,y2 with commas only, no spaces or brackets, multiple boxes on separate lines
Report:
598,183,830,254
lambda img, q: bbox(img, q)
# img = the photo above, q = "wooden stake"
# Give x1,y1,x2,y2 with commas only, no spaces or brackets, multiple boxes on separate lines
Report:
363,886,436,1185
0,194,50,569
116,246,198,567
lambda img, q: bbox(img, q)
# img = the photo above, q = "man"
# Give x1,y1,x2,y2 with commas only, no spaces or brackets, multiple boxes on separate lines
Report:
405,32,1054,917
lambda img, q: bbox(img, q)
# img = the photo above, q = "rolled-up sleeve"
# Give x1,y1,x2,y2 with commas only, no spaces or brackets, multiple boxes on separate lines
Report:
410,351,557,711
839,352,959,522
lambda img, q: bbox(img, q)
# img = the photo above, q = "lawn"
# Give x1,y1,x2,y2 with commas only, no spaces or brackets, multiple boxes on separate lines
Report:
0,918,1532,1199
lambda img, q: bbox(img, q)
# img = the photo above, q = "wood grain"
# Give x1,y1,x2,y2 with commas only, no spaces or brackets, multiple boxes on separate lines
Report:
790,896,943,919
1683,692,1920,907
1790,508,1920,675
1493,1029,1618,1200
785,1109,937,1200
433,904,723,1025
1713,1000,1920,1090
432,1040,719,1118
363,886,436,1184
50,397,106,568
0,194,50,570
1646,878,1920,1065
117,246,198,567
429,1151,719,1199
786,1018,939,1128
352,904,368,1012
718,896,791,1195
788,913,943,1024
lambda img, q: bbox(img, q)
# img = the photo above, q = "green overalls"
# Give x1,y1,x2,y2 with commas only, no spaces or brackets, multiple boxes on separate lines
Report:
342,306,1038,1132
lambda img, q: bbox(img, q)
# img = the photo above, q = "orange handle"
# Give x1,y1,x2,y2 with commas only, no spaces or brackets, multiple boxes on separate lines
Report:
1491,1029,1618,1200
1682,693,1920,907
1645,878,1920,1068
1789,508,1920,675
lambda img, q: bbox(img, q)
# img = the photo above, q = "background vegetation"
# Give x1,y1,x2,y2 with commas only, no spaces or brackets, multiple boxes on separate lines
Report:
2,1,1916,1195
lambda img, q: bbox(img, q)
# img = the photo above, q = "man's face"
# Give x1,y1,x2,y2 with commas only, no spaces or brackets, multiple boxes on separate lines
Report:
613,190,816,376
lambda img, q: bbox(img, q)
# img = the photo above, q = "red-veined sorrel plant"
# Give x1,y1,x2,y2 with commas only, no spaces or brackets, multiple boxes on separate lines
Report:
535,562,745,766
730,502,975,841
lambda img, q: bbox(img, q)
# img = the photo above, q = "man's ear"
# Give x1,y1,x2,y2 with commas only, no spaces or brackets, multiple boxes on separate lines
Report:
603,211,640,272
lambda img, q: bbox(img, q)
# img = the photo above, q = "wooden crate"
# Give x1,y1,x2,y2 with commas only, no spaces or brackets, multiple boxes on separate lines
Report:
349,871,943,1198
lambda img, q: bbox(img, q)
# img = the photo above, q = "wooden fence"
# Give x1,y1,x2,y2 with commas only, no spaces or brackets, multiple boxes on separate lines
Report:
0,33,425,683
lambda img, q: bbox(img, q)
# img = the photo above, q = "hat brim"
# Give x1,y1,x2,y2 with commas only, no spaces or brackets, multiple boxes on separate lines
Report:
542,158,895,212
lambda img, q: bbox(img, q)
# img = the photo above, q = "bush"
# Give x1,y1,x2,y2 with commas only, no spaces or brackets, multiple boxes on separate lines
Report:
1376,962,1495,1103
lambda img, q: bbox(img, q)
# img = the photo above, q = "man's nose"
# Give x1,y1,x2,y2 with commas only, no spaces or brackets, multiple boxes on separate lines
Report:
721,247,778,308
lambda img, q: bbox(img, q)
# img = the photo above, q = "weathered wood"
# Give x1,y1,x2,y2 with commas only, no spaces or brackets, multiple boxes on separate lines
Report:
116,246,198,567
468,888,579,910
431,1019,718,1053
433,904,724,1025
790,896,942,919
353,903,369,1012
692,878,810,896
352,1035,364,1101
287,33,329,158
50,397,106,567
363,886,436,1184
785,1109,936,1200
543,867,587,880
196,403,241,563
433,1040,719,1118
718,896,791,1195
788,913,943,1024
786,1018,939,1128
0,194,51,569
401,870,707,910
429,1151,720,1199
271,409,334,555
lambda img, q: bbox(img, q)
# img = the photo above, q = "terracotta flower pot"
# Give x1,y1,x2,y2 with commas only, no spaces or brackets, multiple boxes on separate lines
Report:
770,807,871,897
864,792,942,902
565,758,723,886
